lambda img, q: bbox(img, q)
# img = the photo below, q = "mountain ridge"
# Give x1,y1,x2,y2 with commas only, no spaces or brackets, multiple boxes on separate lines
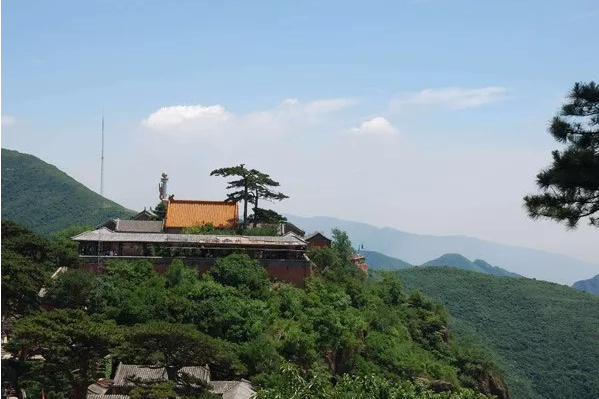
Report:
287,214,598,285
1,148,134,235
363,250,520,277
361,250,412,270
572,274,599,296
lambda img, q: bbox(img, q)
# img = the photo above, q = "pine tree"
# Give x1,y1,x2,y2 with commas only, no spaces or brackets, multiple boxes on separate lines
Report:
524,81,599,228
210,165,288,229
210,164,255,229
249,169,288,227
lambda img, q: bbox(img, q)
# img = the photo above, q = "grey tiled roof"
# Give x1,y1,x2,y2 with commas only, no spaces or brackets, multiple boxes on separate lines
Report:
211,381,241,394
98,218,164,233
211,380,256,399
112,363,167,387
178,365,210,383
221,381,256,399
72,228,307,247
86,382,109,395
304,231,331,241
131,209,158,220
95,363,254,399
113,219,164,233
280,222,305,236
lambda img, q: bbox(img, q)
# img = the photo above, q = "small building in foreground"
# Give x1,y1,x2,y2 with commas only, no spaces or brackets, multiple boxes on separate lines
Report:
89,362,255,399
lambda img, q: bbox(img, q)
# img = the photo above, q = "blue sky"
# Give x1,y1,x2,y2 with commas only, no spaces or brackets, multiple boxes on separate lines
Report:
2,0,598,268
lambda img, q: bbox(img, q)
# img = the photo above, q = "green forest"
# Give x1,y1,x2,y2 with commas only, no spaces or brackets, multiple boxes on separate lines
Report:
1,148,134,236
397,267,599,399
2,220,505,399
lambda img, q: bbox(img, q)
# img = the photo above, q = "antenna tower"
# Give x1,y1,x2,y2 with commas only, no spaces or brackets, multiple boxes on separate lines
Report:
101,110,105,197
98,111,105,271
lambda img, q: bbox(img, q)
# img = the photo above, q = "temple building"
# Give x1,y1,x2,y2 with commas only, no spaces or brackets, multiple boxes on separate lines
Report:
87,362,255,399
72,173,311,286
73,228,312,287
304,231,331,248
71,173,367,287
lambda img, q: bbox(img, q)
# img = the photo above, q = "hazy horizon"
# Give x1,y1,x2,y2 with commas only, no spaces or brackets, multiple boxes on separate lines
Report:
2,1,598,265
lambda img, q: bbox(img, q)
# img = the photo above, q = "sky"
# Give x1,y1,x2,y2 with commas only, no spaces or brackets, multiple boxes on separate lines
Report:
2,0,598,266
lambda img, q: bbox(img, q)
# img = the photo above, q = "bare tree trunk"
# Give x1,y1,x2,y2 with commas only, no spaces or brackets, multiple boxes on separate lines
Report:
253,188,259,228
243,183,248,230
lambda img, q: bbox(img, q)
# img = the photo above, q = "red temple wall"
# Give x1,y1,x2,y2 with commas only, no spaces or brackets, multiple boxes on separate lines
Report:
80,258,311,288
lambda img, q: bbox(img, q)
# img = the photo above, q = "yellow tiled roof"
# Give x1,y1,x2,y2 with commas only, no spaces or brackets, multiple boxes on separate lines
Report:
164,199,239,229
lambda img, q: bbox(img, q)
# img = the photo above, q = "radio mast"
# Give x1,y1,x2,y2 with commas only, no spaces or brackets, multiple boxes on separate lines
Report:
101,110,105,197
98,111,105,270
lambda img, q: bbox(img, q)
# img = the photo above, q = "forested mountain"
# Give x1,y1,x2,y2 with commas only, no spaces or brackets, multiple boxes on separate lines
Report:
423,253,482,272
364,251,519,277
1,148,134,235
361,250,412,270
423,254,520,277
572,274,599,296
396,267,599,399
287,215,599,285
471,259,521,277
2,222,504,399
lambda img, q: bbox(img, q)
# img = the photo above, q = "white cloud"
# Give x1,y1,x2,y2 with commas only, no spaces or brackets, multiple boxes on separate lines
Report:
141,105,231,132
347,117,398,136
141,98,357,136
392,87,508,110
1,115,17,126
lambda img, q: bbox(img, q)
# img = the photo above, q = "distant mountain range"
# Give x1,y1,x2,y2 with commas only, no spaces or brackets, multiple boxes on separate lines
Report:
287,215,598,285
1,148,134,235
572,274,599,296
362,250,520,277
423,253,521,277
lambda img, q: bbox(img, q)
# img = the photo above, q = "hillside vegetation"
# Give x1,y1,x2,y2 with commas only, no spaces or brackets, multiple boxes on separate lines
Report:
396,267,599,399
1,148,133,236
2,223,505,399
572,274,599,296
362,250,412,270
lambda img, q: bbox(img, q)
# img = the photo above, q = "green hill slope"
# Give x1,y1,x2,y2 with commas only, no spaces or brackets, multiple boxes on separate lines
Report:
472,259,521,277
1,148,134,235
361,250,412,270
423,253,484,272
572,274,599,296
396,267,599,399
422,253,518,277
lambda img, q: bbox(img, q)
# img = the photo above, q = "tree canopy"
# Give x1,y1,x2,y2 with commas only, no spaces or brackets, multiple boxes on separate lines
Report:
524,81,599,228
11,309,120,399
4,225,510,399
1,220,54,320
210,164,288,228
